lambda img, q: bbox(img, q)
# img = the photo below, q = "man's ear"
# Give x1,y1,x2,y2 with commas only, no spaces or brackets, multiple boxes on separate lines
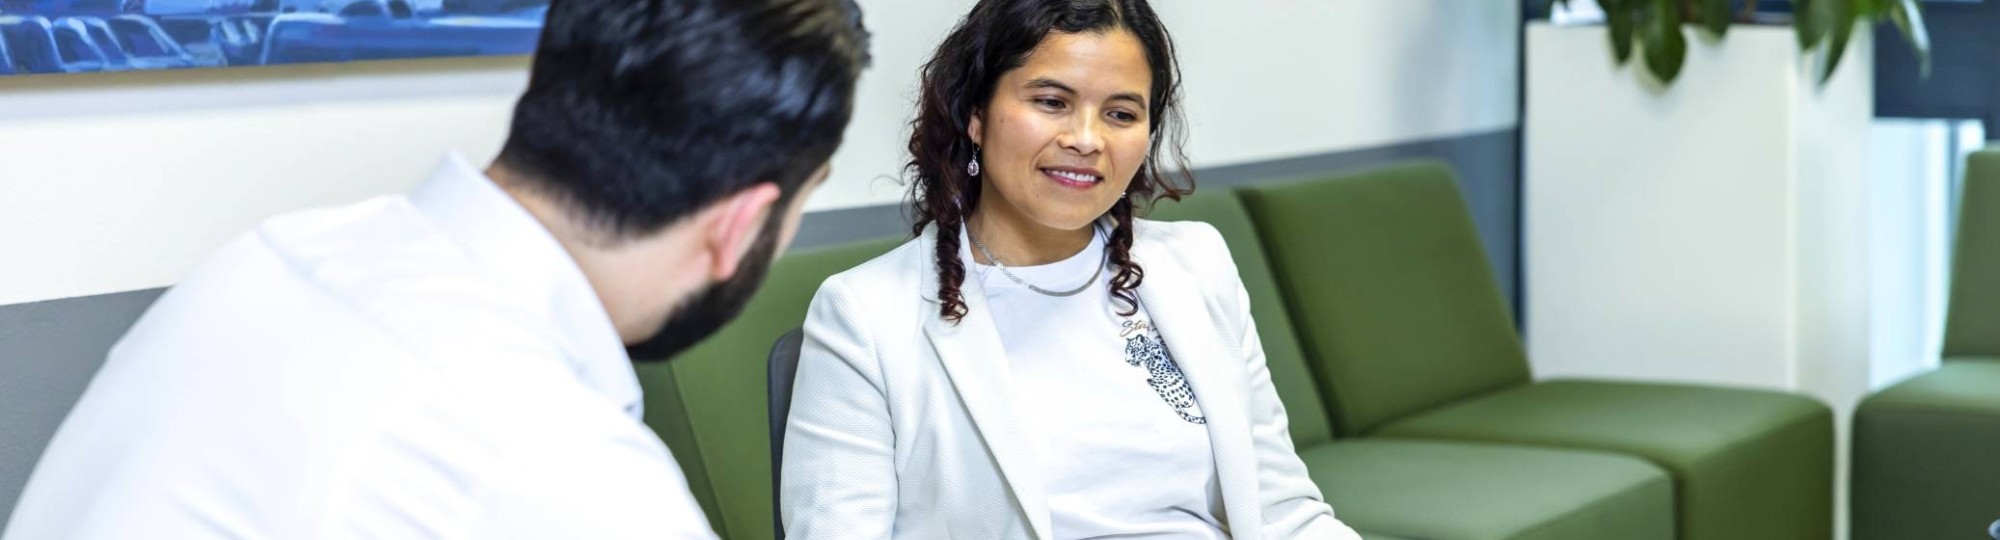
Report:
703,182,782,281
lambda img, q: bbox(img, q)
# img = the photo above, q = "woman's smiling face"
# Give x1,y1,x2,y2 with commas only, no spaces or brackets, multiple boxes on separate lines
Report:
970,28,1153,232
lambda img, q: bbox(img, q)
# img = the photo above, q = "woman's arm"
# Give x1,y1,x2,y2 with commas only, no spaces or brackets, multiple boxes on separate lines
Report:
1233,284,1363,539
780,277,897,539
1197,224,1363,539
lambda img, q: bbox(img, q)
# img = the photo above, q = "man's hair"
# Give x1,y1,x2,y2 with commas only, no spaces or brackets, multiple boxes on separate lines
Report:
497,0,871,238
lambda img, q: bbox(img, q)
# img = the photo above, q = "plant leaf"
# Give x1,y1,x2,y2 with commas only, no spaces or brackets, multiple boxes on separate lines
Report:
1643,0,1688,83
1795,0,1826,48
1818,0,1856,85
1888,0,1932,78
1606,1,1636,65
1855,0,1885,17
1700,0,1731,37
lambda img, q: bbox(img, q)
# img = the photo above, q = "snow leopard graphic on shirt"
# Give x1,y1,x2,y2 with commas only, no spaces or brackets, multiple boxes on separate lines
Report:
1121,320,1206,424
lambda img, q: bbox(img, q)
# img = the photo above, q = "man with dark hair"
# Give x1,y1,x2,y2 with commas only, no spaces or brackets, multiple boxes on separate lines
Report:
3,0,868,537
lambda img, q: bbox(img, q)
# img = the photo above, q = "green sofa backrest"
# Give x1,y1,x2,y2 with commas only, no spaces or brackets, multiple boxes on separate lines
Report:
1239,162,1531,435
1945,150,2000,358
637,236,905,540
1146,192,1338,447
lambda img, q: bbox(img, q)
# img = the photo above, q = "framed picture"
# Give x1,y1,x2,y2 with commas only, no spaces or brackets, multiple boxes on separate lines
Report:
0,0,546,75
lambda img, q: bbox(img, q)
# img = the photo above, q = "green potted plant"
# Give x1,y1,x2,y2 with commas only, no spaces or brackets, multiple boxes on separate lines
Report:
1549,0,1931,84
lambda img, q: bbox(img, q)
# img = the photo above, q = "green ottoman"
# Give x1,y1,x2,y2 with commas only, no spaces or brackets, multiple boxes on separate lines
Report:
1372,381,1832,540
1852,359,2000,540
1308,439,1674,540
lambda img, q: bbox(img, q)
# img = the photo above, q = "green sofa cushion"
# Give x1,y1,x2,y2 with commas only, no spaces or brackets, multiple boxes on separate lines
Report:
1863,356,2000,415
1238,162,1531,436
637,236,906,540
1146,192,1336,448
1852,359,2000,540
1305,439,1673,540
1373,380,1834,540
1945,151,2000,357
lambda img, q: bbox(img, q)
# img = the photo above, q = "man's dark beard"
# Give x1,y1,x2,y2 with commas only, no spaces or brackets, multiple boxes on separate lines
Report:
624,213,784,363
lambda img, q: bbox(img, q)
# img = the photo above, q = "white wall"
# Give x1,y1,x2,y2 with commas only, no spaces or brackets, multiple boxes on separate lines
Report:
0,0,1521,307
1867,119,1981,390
0,59,528,306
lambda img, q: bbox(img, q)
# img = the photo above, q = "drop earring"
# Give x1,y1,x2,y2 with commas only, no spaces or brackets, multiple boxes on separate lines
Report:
967,147,982,177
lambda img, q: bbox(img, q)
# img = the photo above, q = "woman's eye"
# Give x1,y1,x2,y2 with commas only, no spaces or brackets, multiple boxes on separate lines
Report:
1036,98,1066,110
1110,111,1138,123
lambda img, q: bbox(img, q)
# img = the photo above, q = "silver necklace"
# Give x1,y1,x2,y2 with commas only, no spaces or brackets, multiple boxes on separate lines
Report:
967,225,1106,298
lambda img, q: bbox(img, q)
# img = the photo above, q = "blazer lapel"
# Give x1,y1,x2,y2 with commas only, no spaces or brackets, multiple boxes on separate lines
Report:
916,225,1053,539
1132,237,1263,533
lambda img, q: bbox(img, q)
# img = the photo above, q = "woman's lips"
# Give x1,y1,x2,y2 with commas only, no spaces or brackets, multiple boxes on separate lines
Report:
1041,168,1102,190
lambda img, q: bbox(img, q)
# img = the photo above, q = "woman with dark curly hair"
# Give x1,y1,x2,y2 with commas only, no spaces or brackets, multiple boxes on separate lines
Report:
781,1,1358,538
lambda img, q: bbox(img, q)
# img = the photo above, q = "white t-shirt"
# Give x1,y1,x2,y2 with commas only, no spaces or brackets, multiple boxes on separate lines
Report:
964,225,1228,540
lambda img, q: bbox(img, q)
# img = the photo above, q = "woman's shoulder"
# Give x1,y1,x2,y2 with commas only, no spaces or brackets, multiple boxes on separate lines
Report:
799,232,943,371
1132,217,1231,263
1131,217,1246,302
815,233,928,302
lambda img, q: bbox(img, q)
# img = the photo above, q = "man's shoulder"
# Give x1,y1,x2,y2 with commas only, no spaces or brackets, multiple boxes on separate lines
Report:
250,195,497,311
126,195,506,357
106,193,586,445
234,195,563,358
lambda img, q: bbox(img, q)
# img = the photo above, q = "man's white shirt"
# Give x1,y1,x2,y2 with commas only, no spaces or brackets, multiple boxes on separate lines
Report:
4,154,717,539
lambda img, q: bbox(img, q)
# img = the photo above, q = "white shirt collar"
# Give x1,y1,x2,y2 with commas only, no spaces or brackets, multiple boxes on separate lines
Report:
407,153,644,420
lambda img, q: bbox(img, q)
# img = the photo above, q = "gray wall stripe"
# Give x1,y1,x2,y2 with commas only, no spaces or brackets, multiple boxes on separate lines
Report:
0,288,166,528
0,127,1517,528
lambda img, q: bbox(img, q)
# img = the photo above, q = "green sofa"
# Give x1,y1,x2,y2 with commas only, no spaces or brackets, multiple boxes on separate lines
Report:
1850,150,2000,540
636,161,1833,540
1233,164,1833,540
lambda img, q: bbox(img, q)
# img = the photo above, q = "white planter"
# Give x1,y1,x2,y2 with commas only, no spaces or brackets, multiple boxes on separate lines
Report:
1523,22,1875,410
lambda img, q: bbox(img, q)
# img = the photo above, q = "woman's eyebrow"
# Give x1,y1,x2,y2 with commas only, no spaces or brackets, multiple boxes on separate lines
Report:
1026,77,1147,107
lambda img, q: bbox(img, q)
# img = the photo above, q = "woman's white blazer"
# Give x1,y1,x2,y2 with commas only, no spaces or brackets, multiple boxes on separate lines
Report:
781,219,1361,539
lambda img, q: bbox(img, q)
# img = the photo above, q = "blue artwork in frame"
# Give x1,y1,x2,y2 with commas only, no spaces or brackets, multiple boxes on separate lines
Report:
0,0,546,75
